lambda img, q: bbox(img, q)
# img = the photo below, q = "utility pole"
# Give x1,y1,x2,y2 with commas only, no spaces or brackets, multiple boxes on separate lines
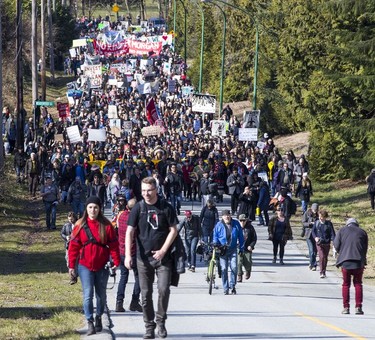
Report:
0,0,4,170
41,0,46,99
16,0,25,149
47,0,55,83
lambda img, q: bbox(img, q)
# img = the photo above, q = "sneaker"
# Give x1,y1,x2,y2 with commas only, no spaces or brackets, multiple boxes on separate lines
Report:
355,307,364,315
342,307,350,314
320,273,326,279
157,324,167,338
311,266,317,271
190,266,195,272
231,287,237,295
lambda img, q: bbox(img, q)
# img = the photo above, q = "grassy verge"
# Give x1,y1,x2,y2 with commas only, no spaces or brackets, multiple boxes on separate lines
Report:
290,180,375,282
0,157,83,339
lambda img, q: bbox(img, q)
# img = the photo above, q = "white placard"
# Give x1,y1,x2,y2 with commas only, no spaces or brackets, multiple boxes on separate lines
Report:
191,94,216,113
72,38,87,47
108,105,118,119
87,128,106,142
108,78,118,86
257,141,266,149
69,48,77,58
109,119,121,128
258,171,269,183
238,128,258,141
211,120,227,137
142,126,162,136
243,110,260,128
66,125,81,143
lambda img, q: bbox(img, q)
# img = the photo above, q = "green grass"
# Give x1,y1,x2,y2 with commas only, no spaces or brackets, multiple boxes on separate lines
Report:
0,159,83,340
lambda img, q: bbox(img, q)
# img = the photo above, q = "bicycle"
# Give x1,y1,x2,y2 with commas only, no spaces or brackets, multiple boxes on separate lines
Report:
205,243,222,295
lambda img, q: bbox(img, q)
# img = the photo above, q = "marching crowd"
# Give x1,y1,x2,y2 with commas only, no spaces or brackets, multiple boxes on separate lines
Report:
2,13,372,338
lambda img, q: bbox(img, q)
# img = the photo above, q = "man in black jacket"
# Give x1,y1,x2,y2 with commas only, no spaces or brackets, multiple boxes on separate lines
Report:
334,218,368,315
178,210,200,272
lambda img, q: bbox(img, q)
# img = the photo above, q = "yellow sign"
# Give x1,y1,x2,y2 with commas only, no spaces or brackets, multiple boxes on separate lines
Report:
112,4,119,12
168,30,176,37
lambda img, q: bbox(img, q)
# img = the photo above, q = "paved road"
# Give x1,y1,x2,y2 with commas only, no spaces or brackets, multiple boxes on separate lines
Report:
82,196,375,340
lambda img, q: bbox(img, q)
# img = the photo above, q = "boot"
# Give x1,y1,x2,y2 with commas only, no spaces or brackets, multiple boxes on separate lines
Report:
115,300,125,312
129,299,143,312
94,315,102,332
87,320,96,336
245,270,251,280
237,274,243,283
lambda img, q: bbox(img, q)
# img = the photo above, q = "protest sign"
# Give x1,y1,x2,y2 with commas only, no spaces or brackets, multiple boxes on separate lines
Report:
243,110,260,128
87,128,106,142
108,105,118,119
238,128,258,141
192,94,216,113
211,120,227,137
67,125,81,143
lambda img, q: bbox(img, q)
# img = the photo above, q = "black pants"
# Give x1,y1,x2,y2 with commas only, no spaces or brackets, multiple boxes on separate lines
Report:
230,192,240,214
272,239,286,260
370,192,375,210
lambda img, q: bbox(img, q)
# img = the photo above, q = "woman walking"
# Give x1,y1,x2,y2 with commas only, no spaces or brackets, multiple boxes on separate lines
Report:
68,196,120,336
268,206,293,265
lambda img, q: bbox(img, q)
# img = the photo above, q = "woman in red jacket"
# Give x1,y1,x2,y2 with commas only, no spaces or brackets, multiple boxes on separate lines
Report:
68,196,120,336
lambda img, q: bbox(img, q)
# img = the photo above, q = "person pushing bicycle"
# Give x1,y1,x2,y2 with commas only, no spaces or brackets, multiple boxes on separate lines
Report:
213,210,244,295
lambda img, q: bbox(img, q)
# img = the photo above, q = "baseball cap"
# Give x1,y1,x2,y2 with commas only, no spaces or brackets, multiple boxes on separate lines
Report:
222,210,231,216
239,214,247,221
184,210,192,217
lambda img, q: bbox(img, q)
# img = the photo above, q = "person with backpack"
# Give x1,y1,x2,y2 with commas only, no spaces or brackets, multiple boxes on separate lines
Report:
68,196,120,336
125,177,179,339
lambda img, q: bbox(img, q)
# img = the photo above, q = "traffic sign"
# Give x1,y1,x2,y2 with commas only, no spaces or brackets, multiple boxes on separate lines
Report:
35,101,55,107
112,3,119,12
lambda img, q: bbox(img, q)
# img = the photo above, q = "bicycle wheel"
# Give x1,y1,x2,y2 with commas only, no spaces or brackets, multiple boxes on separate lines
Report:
207,253,215,295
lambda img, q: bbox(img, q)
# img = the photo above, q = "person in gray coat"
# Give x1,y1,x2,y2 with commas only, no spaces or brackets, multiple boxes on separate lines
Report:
333,218,368,315
226,168,245,215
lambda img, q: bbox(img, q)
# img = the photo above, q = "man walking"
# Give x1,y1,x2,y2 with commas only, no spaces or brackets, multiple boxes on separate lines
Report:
226,169,245,215
125,177,178,339
213,210,244,295
333,218,368,315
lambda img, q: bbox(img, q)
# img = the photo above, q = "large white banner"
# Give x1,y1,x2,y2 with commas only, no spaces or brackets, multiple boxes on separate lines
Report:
238,128,258,141
67,125,81,143
192,94,216,113
87,128,106,142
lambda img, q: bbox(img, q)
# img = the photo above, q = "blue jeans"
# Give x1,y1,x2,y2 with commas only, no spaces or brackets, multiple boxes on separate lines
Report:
78,264,109,321
137,257,172,327
71,200,84,218
116,255,141,303
185,237,198,267
219,248,238,292
306,236,317,268
44,201,57,229
301,200,308,214
169,193,181,212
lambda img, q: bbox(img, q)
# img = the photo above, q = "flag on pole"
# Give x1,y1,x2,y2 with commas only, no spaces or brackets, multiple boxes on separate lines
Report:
146,98,158,125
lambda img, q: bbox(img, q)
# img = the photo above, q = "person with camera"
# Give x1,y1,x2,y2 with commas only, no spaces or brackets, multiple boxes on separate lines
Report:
301,203,319,271
68,196,120,336
226,168,245,216
125,177,178,339
311,209,335,278
213,210,244,295
115,197,142,313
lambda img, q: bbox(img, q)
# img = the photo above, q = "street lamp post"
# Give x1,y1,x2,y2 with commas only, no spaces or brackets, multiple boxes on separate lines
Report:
202,0,226,114
205,0,259,110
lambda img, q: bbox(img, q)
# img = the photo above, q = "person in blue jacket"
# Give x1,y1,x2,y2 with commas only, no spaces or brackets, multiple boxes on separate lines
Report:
213,210,244,295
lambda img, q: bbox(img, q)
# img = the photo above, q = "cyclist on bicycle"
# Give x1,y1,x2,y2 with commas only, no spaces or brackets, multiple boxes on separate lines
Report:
213,210,244,295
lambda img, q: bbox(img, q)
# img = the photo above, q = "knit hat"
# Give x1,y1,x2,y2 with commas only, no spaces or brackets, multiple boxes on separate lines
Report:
85,196,102,208
346,218,358,226
222,210,231,216
311,203,319,212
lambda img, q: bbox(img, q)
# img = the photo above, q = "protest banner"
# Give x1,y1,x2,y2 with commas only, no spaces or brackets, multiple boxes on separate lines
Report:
141,125,162,137
192,94,216,113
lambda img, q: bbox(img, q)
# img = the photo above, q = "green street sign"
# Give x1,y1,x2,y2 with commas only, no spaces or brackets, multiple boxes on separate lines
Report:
35,101,55,107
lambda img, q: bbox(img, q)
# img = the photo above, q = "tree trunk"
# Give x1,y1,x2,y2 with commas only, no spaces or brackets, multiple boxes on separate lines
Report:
41,0,47,100
140,0,145,21
0,0,4,170
47,0,55,83
31,0,38,104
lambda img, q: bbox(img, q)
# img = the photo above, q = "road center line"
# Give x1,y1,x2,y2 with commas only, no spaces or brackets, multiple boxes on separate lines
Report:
295,312,367,340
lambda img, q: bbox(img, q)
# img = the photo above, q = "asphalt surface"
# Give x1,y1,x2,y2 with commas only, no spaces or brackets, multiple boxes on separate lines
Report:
78,196,375,340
